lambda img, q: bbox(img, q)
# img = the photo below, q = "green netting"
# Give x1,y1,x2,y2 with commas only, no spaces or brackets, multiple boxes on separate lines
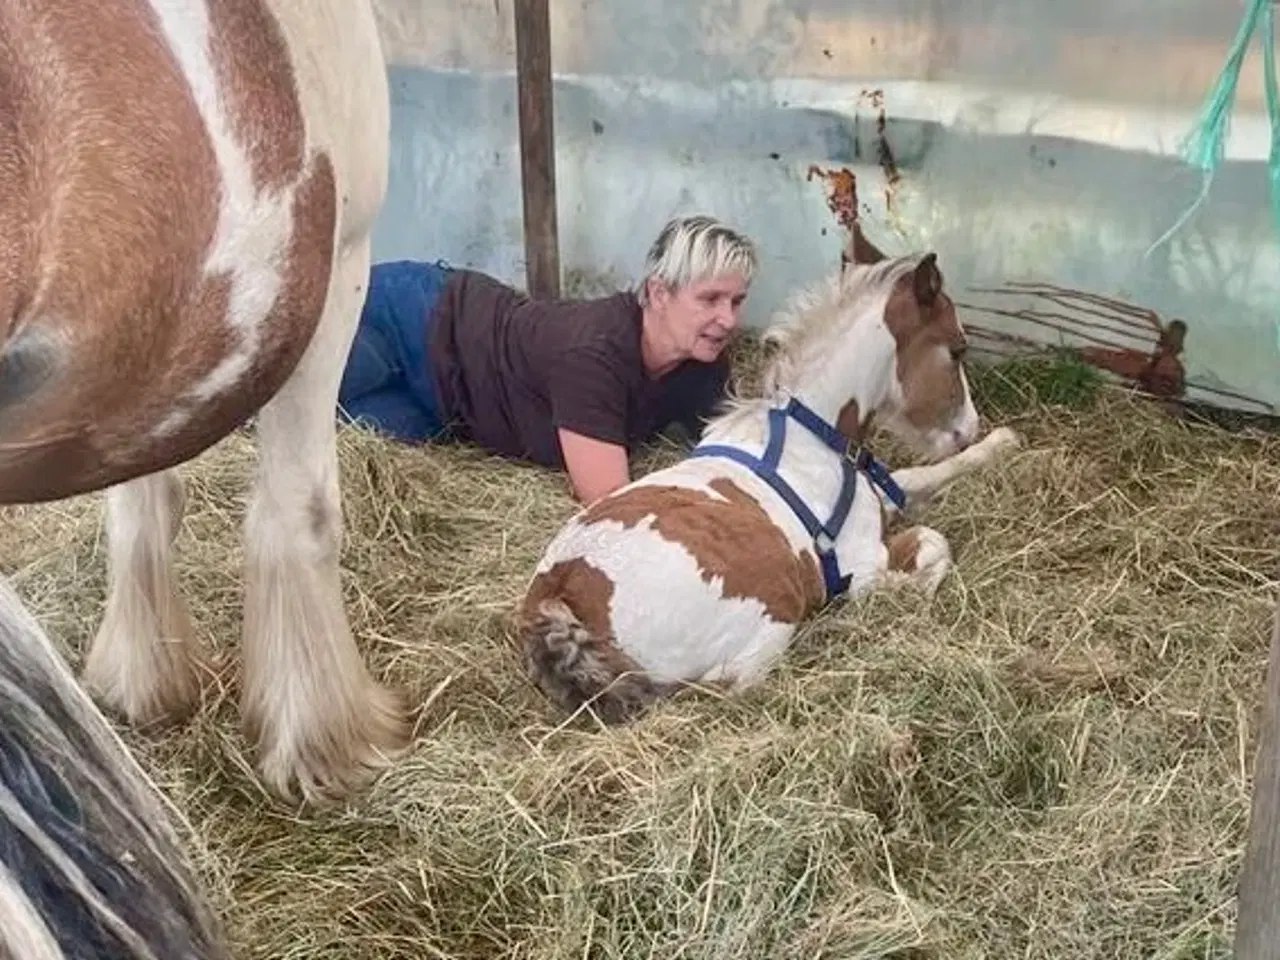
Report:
1148,0,1280,350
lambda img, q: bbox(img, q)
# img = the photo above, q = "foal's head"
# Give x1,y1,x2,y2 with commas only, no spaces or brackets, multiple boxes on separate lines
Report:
871,248,979,460
763,228,979,461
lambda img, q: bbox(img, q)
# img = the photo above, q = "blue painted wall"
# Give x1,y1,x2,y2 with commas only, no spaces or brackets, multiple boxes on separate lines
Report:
370,0,1280,415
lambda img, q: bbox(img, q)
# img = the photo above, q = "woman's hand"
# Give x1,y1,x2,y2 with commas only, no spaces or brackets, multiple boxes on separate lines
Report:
557,428,630,505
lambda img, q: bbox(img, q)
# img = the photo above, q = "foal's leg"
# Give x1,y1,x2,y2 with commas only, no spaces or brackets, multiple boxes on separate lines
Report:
240,236,410,805
882,525,954,597
885,426,1021,516
83,469,204,726
873,427,1020,597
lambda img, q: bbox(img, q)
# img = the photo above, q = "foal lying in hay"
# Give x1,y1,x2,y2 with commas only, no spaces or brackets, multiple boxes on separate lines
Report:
520,238,1022,722
0,578,225,959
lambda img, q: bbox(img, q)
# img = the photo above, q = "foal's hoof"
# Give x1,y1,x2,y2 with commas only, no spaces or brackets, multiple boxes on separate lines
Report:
985,426,1023,454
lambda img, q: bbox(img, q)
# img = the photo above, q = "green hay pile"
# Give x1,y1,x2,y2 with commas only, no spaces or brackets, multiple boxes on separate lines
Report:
1,342,1277,959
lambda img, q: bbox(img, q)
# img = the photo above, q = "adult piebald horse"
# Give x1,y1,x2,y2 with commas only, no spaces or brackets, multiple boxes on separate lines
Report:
1,0,410,803
2,0,411,953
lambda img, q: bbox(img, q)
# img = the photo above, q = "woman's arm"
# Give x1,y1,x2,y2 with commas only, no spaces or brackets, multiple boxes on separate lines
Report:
547,338,637,505
556,428,630,505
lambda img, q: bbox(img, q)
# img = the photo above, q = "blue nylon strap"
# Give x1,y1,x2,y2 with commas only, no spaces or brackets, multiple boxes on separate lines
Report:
762,406,787,466
828,455,860,537
693,444,827,539
858,451,907,511
784,397,849,454
694,442,850,599
689,398,908,601
820,552,850,597
788,396,907,512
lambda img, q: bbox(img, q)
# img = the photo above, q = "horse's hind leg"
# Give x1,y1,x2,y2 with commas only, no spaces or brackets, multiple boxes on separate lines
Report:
83,469,204,728
884,426,1022,516
240,234,410,806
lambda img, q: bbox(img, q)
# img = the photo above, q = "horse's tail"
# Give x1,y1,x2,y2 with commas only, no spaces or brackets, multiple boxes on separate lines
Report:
520,599,671,725
0,577,227,960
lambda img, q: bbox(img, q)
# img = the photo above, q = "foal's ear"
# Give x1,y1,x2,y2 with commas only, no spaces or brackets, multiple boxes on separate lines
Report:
844,223,887,266
913,252,943,308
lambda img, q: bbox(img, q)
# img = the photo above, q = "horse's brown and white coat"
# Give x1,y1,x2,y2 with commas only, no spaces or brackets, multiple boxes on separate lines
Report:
520,237,1022,723
0,0,409,804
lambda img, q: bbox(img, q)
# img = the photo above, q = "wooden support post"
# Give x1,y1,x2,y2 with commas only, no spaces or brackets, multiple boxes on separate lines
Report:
1236,595,1280,959
514,0,560,300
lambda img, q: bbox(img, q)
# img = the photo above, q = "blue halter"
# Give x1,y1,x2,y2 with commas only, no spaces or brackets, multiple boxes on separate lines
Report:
689,396,907,601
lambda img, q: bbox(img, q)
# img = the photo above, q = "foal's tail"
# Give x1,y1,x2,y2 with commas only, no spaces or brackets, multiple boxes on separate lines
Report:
0,577,227,960
520,600,672,725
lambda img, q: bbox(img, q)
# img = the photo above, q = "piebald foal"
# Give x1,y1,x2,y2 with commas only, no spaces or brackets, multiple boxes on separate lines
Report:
520,236,1021,723
0,0,409,804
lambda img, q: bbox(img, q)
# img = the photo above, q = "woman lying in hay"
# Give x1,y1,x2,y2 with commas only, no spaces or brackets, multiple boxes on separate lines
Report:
335,215,758,505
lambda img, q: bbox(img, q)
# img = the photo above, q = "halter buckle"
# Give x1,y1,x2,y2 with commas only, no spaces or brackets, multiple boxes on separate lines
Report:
846,445,871,470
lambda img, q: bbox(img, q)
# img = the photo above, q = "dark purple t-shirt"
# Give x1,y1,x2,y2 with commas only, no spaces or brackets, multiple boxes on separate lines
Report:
428,269,728,468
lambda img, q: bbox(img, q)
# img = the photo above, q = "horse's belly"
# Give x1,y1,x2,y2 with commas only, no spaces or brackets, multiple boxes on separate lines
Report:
0,0,372,504
612,582,790,685
0,153,338,504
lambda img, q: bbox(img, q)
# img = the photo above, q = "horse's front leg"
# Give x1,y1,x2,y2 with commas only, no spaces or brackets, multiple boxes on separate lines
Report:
872,426,1020,596
884,426,1021,517
240,235,411,806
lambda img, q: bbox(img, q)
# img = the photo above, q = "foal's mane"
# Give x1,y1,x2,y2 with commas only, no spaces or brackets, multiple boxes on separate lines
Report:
708,253,925,432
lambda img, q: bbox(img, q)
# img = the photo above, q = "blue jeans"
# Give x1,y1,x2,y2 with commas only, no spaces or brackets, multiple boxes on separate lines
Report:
338,259,452,443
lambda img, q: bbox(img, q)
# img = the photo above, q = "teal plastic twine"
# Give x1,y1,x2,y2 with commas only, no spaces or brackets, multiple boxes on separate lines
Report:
1144,0,1280,349
1264,0,1280,273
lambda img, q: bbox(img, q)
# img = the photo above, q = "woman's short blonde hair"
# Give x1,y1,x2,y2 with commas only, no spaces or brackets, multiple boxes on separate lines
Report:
636,215,758,307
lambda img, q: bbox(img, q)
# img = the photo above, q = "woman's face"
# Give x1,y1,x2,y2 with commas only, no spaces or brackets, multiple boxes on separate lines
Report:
649,272,750,362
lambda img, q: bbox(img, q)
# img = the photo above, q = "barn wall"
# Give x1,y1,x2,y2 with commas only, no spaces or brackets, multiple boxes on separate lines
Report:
369,0,1280,415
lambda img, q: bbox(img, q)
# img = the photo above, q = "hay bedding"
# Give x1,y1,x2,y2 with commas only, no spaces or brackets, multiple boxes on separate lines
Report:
1,342,1278,960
